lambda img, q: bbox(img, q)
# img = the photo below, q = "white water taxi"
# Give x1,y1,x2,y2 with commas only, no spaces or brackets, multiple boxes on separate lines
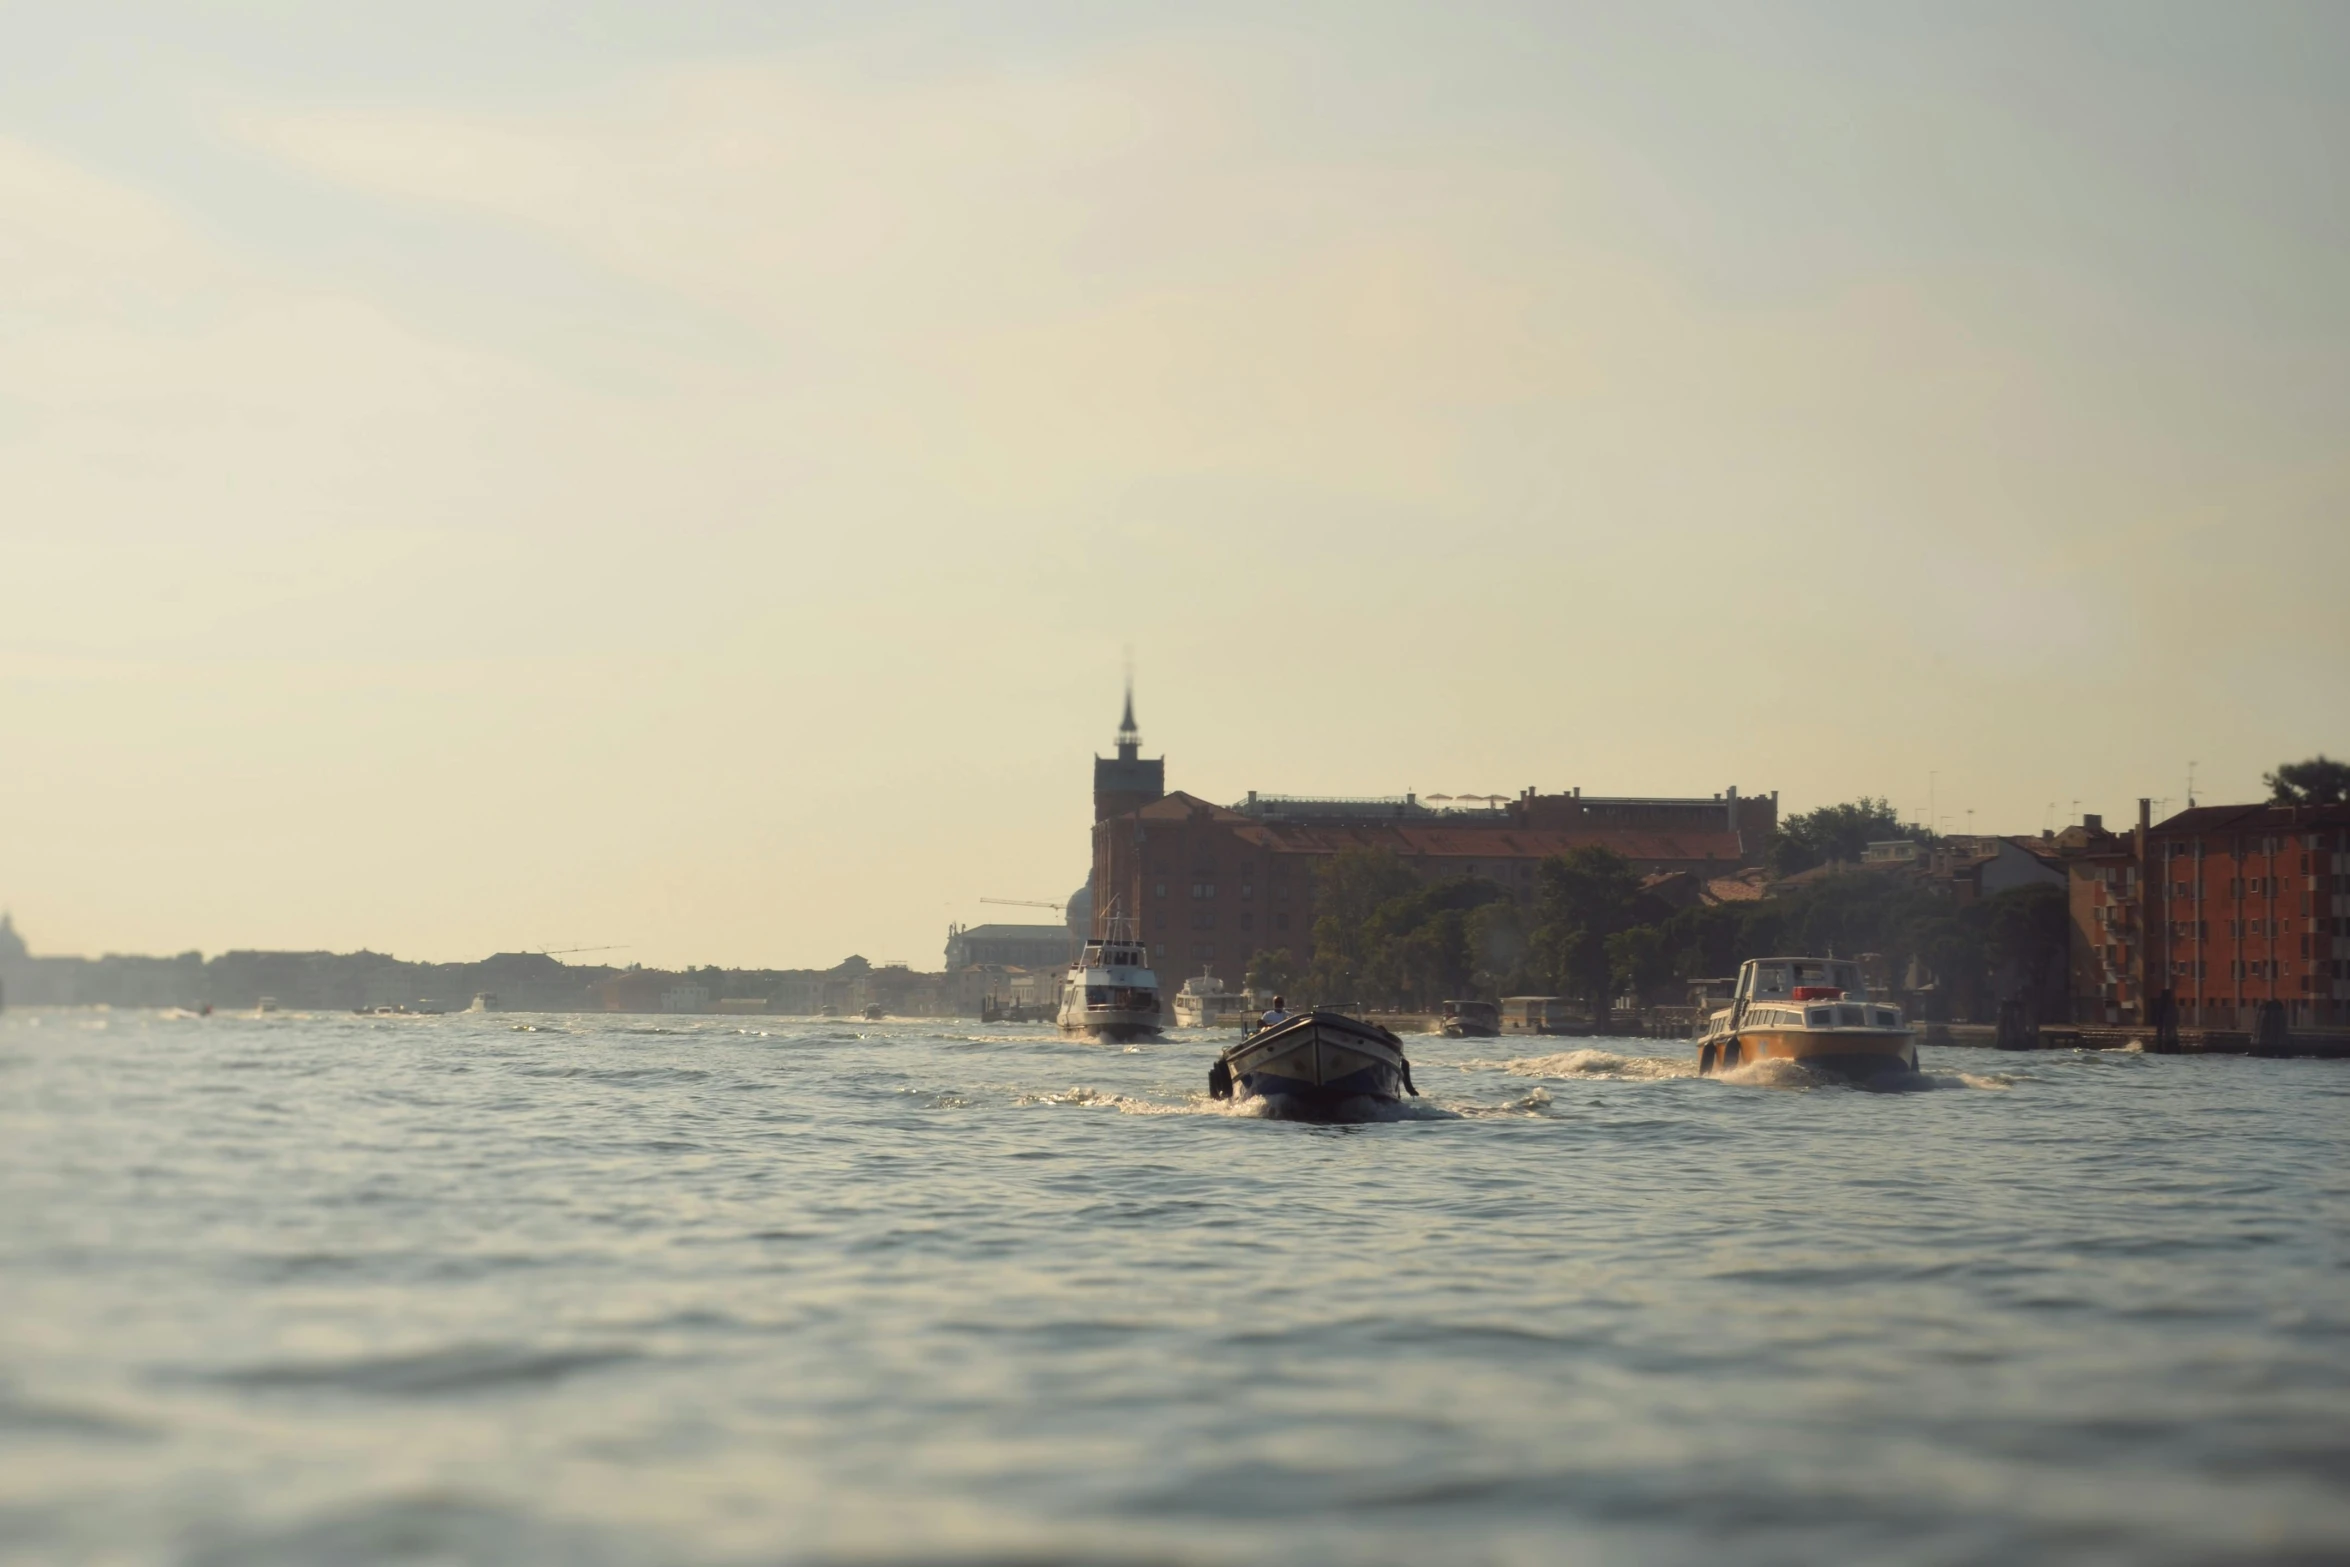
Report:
1055,906,1162,1041
1171,971,1251,1028
1696,957,1916,1078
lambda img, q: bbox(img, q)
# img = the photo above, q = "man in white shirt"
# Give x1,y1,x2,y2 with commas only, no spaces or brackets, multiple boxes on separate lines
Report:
1259,994,1290,1028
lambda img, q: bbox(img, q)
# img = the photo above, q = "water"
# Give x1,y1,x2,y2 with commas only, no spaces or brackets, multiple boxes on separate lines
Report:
3,1009,2346,1566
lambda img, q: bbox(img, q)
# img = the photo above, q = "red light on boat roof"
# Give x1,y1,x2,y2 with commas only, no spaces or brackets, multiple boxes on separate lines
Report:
1790,985,1844,1000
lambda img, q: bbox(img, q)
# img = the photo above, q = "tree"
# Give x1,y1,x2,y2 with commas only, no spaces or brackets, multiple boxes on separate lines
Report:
2266,755,2350,806
1528,846,1650,1014
1765,798,1925,877
1305,850,1513,1008
1606,924,1673,1007
1467,900,1530,997
1244,947,1297,997
1308,848,1421,1003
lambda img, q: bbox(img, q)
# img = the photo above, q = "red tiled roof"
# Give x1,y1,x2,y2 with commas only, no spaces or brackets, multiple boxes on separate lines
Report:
1114,791,1254,824
2149,801,2350,835
1242,820,1745,863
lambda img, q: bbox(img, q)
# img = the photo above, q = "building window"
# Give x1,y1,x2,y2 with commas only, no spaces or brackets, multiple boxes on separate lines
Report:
1275,913,1289,931
1192,882,1215,899
1153,882,1166,898
1194,943,1214,960
1241,883,1254,900
1191,912,1215,930
1153,944,1166,958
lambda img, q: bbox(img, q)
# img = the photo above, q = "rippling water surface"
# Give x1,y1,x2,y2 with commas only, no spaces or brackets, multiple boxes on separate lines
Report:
3,1008,2346,1565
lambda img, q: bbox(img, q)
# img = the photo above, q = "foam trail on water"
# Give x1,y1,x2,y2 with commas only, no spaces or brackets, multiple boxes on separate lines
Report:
1467,1050,1697,1082
1714,1058,2014,1093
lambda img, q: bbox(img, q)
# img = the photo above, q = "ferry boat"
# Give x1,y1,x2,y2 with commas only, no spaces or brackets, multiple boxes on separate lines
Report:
1055,905,1161,1041
1499,996,1581,1036
1171,971,1251,1028
1695,957,1917,1078
1208,1009,1416,1119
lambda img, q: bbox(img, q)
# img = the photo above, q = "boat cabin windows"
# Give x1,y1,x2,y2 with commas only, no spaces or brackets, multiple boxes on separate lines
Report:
1806,1007,1832,1027
1874,1007,1901,1027
1739,957,1866,1003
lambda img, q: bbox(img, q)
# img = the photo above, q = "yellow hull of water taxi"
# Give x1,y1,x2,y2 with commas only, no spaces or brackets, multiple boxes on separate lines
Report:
1702,1028,1917,1078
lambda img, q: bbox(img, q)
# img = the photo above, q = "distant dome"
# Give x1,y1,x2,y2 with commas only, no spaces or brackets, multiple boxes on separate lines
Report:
0,913,25,964
1065,883,1094,939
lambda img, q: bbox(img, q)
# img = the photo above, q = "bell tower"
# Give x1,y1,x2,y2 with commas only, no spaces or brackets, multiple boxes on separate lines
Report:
1092,680,1164,822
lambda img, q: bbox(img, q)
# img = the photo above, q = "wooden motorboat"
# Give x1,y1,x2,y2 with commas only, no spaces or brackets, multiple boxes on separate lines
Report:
1695,957,1917,1079
1208,1009,1416,1119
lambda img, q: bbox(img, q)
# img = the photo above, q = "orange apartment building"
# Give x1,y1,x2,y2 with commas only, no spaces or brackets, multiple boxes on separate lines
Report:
1086,698,1768,980
2146,800,2350,1031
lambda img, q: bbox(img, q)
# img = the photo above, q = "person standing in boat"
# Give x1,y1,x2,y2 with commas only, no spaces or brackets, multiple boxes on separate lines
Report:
1259,994,1290,1028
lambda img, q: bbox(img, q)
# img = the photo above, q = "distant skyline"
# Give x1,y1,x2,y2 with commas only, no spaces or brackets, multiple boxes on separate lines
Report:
3,3,2344,968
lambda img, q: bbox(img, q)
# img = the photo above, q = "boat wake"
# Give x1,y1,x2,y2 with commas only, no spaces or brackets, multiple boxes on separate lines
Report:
1016,1086,1459,1121
1454,1085,1561,1118
1715,1058,2015,1092
1469,1049,1697,1081
1015,1085,1251,1117
1468,1050,2013,1092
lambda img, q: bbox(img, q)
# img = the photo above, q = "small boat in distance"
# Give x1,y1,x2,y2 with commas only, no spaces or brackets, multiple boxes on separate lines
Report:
1440,999,1500,1038
255,996,280,1015
1055,904,1161,1041
1209,1009,1416,1119
1172,971,1251,1028
1696,957,1917,1079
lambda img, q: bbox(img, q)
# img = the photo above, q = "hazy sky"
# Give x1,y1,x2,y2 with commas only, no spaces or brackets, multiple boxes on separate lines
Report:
4,2,2345,968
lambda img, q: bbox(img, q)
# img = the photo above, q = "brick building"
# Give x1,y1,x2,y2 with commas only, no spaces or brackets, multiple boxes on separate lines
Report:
2062,812,2147,1025
2146,800,2350,1030
1086,697,1767,980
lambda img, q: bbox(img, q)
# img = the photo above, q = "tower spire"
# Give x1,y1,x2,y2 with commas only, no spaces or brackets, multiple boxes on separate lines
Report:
1092,662,1164,822
1116,656,1140,760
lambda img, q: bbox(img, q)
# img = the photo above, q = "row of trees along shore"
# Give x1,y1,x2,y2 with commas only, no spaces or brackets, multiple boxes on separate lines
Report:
1241,798,2069,1024
1242,757,2345,1023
